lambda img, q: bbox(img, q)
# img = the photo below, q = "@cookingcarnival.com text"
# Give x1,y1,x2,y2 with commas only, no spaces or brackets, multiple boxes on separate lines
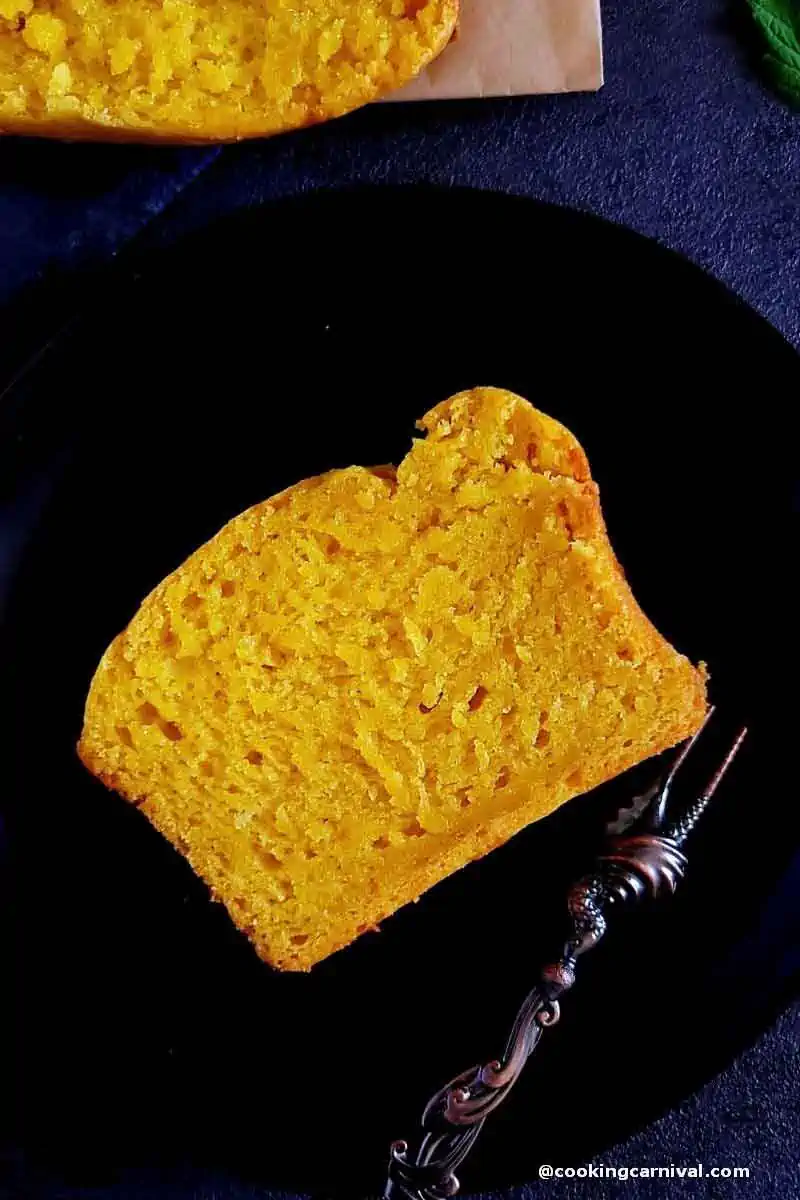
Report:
539,1163,750,1180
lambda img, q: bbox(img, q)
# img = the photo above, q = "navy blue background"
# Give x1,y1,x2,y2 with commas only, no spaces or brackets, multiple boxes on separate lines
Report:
1,0,798,1195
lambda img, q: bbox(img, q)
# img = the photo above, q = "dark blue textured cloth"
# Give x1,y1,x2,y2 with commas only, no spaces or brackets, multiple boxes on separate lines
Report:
10,1006,800,1199
1,0,798,1195
0,144,217,301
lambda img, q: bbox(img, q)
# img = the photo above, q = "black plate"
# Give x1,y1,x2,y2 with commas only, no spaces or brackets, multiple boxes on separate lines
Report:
2,187,799,1197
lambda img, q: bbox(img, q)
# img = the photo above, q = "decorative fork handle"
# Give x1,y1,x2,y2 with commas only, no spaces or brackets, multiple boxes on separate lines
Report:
384,716,747,1200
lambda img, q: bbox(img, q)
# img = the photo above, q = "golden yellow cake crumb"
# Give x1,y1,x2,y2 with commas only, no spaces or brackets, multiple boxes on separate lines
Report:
79,389,707,970
0,0,457,142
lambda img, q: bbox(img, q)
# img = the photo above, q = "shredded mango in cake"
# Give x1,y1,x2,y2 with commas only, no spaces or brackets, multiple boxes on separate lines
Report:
79,389,706,969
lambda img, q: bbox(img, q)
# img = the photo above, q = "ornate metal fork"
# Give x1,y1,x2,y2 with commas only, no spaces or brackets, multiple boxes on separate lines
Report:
384,708,748,1200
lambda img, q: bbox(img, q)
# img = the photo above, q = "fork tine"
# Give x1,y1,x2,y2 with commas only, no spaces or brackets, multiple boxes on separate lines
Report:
666,724,749,845
649,705,716,829
701,725,748,801
665,705,716,788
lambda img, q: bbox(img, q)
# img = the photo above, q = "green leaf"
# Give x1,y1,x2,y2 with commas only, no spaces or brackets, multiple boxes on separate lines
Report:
748,0,800,104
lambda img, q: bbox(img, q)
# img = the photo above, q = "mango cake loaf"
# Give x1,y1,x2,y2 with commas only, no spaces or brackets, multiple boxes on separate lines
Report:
79,388,707,970
0,0,457,142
